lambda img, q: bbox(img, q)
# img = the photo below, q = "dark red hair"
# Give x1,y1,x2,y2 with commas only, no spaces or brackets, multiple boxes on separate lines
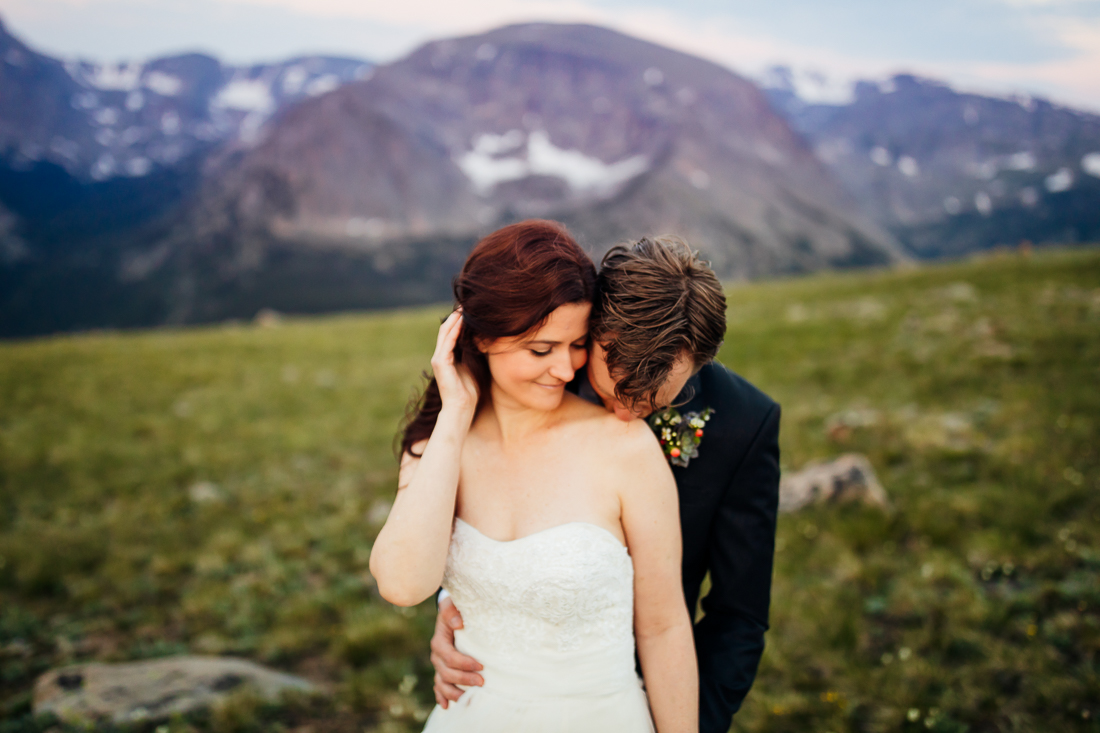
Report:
400,220,597,457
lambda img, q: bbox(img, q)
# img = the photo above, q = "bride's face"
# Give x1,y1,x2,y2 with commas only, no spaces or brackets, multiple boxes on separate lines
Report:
480,302,591,411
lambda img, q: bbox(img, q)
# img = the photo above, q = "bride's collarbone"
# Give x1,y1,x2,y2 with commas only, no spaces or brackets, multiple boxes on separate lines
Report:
464,420,607,461
455,455,622,542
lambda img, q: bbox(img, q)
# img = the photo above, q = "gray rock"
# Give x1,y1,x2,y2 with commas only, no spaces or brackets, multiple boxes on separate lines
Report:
779,453,889,513
187,481,224,504
33,655,314,726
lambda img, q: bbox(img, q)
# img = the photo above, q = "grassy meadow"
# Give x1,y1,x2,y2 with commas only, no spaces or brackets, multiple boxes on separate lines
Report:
1,247,1098,732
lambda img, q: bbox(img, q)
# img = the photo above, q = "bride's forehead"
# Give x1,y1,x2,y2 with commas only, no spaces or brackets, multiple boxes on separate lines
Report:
499,302,591,344
531,303,590,334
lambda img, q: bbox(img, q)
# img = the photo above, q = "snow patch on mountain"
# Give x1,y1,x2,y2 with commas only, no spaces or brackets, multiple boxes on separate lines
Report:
161,111,181,135
144,71,182,96
457,130,649,195
91,153,116,180
212,78,274,113
1045,167,1073,192
84,62,143,91
758,66,855,106
305,74,339,96
71,92,98,110
93,107,119,126
898,156,919,177
1005,151,1036,170
125,156,152,176
1082,152,1100,178
282,66,308,94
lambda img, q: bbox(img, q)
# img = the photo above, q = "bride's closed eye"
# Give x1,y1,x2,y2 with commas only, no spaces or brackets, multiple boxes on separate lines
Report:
529,337,587,357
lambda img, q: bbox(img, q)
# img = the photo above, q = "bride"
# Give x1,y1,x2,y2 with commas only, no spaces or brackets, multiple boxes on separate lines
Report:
369,220,697,733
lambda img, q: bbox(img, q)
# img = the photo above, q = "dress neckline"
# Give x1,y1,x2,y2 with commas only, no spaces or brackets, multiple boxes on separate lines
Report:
454,516,626,549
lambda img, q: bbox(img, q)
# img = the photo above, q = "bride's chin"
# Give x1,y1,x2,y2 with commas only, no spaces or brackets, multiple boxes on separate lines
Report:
522,387,565,411
491,382,566,411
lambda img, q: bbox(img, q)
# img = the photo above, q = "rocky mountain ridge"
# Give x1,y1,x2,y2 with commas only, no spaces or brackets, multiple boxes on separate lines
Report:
0,17,372,182
2,19,1098,337
761,68,1100,256
180,23,904,283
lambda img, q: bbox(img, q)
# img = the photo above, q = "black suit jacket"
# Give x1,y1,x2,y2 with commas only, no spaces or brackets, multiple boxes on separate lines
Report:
575,360,780,733
675,361,780,733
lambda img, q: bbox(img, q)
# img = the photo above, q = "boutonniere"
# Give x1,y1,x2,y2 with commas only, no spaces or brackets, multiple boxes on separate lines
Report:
649,407,714,467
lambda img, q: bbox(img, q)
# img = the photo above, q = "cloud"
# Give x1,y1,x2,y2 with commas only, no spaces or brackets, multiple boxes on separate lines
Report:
606,3,1100,111
2,0,1099,110
991,0,1098,7
225,0,609,29
962,15,1100,110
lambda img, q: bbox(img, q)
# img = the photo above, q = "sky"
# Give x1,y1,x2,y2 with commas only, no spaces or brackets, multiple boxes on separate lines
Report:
1,0,1099,111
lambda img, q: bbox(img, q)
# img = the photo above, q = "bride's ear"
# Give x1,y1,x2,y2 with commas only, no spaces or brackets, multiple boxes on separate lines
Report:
474,336,492,354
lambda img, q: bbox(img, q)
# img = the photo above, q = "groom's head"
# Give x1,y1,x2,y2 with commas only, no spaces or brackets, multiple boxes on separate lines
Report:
588,237,727,421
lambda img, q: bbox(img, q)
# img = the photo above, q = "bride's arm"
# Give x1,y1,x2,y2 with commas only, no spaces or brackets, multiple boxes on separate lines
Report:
619,422,699,733
369,312,478,607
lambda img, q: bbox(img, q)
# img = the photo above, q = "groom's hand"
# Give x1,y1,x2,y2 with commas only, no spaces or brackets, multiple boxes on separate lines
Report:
431,596,484,708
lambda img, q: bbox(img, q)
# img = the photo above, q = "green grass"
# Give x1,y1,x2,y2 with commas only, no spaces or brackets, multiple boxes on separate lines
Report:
1,248,1098,732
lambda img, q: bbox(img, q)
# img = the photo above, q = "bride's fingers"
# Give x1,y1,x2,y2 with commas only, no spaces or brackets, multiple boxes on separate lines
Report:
433,311,462,360
433,681,448,709
435,674,466,703
431,636,482,673
431,313,467,379
437,663,483,688
429,310,478,408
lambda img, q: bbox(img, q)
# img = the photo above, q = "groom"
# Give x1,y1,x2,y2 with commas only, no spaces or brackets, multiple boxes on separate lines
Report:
430,236,781,733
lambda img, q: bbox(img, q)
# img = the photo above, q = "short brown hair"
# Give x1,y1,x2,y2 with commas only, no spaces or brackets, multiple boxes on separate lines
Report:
591,237,726,410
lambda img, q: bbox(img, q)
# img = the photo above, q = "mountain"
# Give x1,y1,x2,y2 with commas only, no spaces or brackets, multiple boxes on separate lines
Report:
0,17,373,182
186,23,902,280
0,17,379,336
762,69,1100,257
0,21,908,336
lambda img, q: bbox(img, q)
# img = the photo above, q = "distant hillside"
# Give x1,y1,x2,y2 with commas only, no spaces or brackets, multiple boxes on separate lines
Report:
762,69,1100,257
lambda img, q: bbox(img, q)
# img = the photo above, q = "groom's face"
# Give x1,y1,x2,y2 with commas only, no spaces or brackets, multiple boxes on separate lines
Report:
586,341,696,422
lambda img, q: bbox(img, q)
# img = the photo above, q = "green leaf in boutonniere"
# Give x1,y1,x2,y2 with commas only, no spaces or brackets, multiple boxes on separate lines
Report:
648,407,714,467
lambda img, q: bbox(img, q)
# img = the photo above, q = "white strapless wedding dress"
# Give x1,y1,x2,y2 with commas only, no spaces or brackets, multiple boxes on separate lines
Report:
421,517,654,733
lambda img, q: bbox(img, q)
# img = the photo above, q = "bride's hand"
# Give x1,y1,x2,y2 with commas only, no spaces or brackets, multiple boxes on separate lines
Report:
432,310,479,416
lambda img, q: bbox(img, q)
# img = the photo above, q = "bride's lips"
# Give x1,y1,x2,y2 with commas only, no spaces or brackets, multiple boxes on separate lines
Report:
534,382,565,390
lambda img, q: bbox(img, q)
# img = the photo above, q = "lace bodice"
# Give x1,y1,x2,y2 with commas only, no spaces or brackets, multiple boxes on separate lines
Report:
442,518,635,657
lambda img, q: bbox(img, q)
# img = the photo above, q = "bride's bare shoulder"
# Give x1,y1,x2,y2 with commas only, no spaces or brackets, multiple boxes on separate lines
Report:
580,408,662,459
558,395,662,458
559,391,611,419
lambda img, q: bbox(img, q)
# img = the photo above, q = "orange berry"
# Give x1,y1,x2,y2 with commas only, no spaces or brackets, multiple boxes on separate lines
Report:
670,448,681,458
695,429,704,437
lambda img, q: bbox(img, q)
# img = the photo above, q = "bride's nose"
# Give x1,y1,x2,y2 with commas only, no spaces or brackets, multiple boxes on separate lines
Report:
547,351,576,382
